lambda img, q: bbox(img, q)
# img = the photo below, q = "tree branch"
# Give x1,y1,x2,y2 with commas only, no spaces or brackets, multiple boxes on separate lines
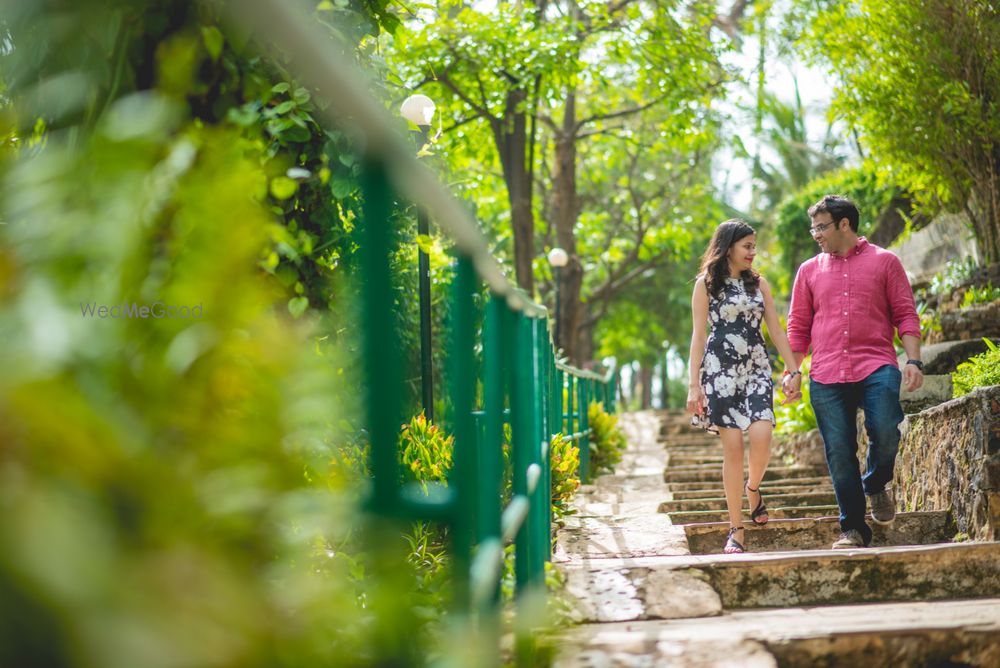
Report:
575,92,670,132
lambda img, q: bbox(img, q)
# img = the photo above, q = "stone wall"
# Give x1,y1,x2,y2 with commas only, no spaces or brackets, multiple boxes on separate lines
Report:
774,429,825,467
938,300,1000,343
896,385,1000,541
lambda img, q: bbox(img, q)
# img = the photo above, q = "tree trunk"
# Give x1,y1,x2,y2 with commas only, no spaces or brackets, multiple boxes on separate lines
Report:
493,87,534,294
628,362,639,405
552,90,583,363
869,193,928,248
639,363,654,410
969,147,1000,265
660,358,669,409
576,311,595,364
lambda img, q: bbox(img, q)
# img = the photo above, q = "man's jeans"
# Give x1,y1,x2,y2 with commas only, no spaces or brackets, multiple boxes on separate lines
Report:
810,364,904,544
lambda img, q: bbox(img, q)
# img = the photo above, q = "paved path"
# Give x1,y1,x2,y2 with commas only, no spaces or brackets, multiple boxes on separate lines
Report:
554,409,1000,666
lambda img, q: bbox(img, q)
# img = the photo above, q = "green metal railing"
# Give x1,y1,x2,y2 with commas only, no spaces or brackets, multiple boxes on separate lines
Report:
229,2,618,664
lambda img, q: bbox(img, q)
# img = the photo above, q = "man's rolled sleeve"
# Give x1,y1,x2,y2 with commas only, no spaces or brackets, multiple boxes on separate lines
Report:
886,255,921,338
787,263,813,353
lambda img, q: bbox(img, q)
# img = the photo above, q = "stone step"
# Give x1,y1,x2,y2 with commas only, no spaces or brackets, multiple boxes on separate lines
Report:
657,491,838,513
665,455,788,468
553,514,689,563
662,504,841,524
669,483,833,500
683,511,957,554
694,542,1000,609
560,543,1000,623
656,431,719,446
555,598,1000,667
665,475,832,492
663,465,827,484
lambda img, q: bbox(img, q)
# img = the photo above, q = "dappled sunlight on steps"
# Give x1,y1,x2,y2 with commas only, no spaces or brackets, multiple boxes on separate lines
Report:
553,409,1000,666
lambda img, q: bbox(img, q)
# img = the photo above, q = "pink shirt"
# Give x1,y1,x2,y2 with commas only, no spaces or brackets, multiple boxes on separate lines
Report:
787,237,921,384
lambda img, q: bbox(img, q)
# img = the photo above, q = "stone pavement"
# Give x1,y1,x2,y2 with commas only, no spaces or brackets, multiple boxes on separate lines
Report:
553,409,1000,666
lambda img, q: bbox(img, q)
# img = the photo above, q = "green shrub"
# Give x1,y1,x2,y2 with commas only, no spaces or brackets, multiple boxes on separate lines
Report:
953,338,1000,398
588,402,626,474
961,283,1000,307
549,433,580,518
399,413,454,488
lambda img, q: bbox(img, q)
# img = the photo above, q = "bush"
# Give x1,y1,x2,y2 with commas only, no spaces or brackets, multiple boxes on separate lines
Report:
588,402,627,474
953,338,1000,398
549,433,580,518
961,283,1000,307
399,413,454,488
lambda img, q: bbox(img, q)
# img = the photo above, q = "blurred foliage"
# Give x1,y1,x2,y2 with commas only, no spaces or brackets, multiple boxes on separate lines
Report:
800,0,1000,264
960,283,1000,307
587,401,626,475
953,338,1000,398
549,433,580,520
929,257,981,296
389,0,728,361
0,0,459,666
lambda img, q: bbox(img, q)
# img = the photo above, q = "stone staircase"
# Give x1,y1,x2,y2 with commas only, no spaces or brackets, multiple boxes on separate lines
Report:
553,409,1000,666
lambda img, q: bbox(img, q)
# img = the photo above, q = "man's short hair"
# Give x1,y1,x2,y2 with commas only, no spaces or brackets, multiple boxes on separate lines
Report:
808,195,860,232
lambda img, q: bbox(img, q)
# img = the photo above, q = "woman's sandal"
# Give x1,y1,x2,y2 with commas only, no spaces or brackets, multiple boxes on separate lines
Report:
746,482,769,525
724,526,746,554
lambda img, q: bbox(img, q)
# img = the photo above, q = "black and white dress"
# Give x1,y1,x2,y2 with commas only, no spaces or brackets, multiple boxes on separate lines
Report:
692,277,776,434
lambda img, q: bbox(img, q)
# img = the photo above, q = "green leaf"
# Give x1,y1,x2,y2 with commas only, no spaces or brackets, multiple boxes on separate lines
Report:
278,125,311,142
226,104,259,127
288,296,309,318
330,178,353,199
201,26,224,61
271,82,291,94
270,176,298,200
273,100,296,115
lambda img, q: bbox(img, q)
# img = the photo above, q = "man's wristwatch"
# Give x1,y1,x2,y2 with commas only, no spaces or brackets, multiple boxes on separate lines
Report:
906,359,924,372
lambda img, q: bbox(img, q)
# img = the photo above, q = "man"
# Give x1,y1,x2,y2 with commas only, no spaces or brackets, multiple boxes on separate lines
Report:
783,195,923,549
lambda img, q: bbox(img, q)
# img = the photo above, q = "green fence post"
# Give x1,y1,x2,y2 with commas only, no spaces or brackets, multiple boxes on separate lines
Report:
448,257,477,615
478,296,504,548
510,311,535,590
577,376,590,483
359,159,401,513
358,158,423,666
531,318,550,569
554,368,565,436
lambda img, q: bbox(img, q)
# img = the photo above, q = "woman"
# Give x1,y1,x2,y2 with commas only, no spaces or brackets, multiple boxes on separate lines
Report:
686,220,801,553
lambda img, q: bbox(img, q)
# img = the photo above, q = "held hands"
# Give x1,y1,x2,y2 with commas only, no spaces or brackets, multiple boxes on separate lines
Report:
686,384,704,416
780,371,803,405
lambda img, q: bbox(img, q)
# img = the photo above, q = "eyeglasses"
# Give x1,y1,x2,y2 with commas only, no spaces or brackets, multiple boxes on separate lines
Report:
809,221,836,236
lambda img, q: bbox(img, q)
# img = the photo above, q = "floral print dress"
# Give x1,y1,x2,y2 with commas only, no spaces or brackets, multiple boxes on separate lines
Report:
692,277,776,434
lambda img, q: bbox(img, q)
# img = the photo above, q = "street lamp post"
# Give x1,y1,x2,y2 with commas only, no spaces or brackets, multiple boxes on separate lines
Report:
401,94,437,421
547,247,569,352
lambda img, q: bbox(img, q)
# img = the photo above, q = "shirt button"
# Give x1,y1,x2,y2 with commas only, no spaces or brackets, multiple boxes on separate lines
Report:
843,291,848,296
843,273,848,277
843,349,847,353
843,311,848,315
843,331,848,334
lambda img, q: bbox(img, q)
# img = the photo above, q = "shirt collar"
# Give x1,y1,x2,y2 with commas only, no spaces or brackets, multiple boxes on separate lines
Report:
829,236,869,258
